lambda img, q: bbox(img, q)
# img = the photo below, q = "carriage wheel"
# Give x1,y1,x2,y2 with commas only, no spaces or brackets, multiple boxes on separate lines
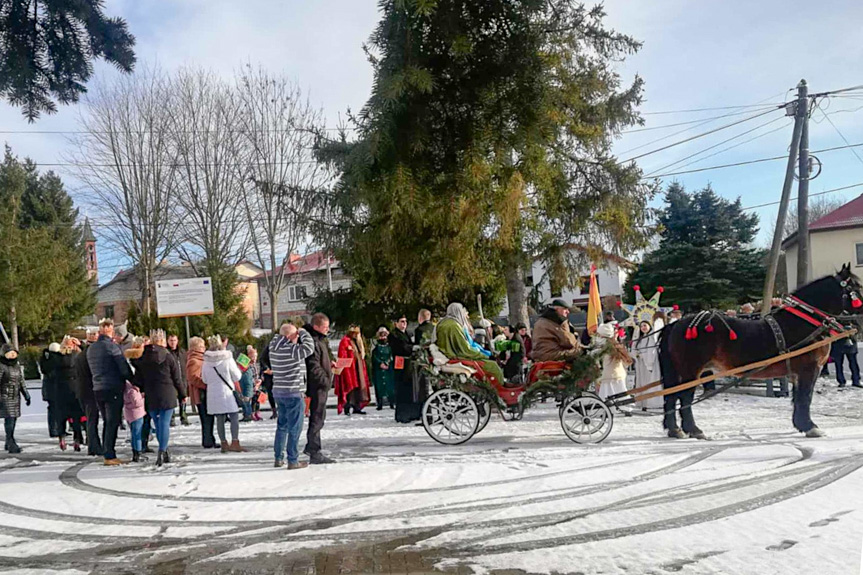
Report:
475,398,492,434
422,389,480,445
560,392,613,444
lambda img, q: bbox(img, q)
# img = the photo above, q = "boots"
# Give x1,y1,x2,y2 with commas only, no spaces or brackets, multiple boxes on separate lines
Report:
220,440,230,453
227,440,247,453
7,439,21,454
132,450,140,463
59,437,67,451
73,442,81,452
163,450,171,464
156,451,164,467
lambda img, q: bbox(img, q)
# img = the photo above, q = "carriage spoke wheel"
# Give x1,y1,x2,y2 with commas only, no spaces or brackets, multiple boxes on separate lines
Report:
422,389,480,445
474,398,492,434
560,392,613,444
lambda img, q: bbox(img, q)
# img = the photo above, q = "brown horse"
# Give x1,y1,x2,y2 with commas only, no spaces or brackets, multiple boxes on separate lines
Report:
659,264,862,439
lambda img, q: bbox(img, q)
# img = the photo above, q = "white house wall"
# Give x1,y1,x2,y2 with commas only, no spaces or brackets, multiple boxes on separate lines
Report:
785,227,863,289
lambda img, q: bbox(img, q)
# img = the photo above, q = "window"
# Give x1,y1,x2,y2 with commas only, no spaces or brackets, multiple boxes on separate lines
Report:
104,305,115,319
287,285,308,302
856,243,863,267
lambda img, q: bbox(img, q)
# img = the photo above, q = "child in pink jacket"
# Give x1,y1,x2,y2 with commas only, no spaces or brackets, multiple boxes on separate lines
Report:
123,381,146,462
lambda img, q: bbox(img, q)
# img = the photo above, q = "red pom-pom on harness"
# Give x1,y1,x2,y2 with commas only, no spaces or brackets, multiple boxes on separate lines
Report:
729,329,738,341
684,327,693,340
691,326,698,339
705,324,714,333
853,296,862,309
657,286,664,293
673,304,679,310
633,285,641,292
616,300,622,307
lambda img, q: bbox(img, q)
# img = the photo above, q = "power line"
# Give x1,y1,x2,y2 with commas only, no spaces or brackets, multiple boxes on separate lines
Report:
644,115,788,177
639,102,786,115
620,106,779,135
0,126,357,135
620,106,782,163
645,122,790,178
646,142,863,179
816,104,863,169
741,182,863,211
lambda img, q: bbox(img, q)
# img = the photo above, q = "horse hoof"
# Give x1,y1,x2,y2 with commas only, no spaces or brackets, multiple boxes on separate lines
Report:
667,429,687,439
805,428,826,438
690,431,708,440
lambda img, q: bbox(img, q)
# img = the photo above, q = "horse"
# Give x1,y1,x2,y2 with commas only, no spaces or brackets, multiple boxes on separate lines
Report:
658,264,863,439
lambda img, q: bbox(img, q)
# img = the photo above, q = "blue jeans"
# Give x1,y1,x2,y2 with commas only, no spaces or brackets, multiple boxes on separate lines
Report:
273,396,304,464
242,398,253,419
129,417,144,452
148,408,173,451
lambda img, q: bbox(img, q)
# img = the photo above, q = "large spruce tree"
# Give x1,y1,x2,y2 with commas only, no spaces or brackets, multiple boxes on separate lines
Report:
318,1,654,321
0,147,94,346
625,183,767,311
0,0,136,121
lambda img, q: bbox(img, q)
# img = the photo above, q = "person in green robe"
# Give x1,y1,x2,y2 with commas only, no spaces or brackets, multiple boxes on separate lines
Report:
371,326,395,410
433,303,506,384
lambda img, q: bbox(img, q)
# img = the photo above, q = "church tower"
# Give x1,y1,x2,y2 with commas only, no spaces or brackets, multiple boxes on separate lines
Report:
83,218,98,283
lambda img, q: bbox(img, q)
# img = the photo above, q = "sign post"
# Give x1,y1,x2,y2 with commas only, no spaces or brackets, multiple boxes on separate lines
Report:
155,277,215,347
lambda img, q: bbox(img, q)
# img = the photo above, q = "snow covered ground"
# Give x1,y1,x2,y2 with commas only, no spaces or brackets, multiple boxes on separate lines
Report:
0,377,861,574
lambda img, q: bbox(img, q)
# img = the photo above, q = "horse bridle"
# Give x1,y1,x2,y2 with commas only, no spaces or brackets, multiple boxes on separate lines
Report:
838,276,863,311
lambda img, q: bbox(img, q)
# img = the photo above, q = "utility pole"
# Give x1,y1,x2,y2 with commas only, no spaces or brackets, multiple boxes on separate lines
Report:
761,80,808,317
796,80,811,288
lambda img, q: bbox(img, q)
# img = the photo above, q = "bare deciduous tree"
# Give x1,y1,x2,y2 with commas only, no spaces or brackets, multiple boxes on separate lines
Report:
70,67,179,314
232,65,329,331
168,68,249,290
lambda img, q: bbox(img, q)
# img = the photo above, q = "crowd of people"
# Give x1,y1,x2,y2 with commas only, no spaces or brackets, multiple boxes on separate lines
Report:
0,295,858,465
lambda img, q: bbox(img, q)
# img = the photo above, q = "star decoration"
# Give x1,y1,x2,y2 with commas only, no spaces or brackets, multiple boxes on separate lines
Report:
621,285,674,328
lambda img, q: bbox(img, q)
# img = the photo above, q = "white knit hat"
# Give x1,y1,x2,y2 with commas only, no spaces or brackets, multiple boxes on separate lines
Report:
596,322,616,339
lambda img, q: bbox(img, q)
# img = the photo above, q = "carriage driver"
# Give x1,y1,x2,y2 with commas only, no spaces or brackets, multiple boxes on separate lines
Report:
531,299,581,362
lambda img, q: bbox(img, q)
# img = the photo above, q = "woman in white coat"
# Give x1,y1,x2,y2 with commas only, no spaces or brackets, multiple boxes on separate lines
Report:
201,336,246,453
633,320,664,411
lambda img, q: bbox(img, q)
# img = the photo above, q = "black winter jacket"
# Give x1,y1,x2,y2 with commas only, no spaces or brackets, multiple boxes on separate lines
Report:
0,347,29,419
134,345,186,411
88,335,133,393
74,344,95,402
303,324,333,392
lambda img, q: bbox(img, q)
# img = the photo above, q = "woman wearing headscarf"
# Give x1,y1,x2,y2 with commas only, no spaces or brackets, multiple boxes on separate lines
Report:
335,326,371,415
0,344,30,453
433,303,506,385
632,320,663,411
371,326,394,410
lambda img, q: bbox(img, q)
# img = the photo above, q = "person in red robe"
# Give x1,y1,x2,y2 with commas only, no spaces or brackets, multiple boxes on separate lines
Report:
335,326,371,415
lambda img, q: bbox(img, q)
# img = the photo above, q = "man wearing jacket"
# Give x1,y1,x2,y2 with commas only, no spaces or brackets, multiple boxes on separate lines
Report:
270,323,315,469
75,328,103,456
87,318,133,465
531,299,580,362
166,334,189,427
303,313,335,465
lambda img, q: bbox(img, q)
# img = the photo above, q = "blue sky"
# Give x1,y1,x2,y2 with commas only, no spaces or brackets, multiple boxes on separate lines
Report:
1,1,862,284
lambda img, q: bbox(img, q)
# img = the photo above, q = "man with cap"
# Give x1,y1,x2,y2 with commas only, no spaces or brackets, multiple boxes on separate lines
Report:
531,299,580,362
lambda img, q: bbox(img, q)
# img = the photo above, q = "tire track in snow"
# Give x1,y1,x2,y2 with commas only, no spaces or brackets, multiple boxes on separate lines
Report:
460,456,863,555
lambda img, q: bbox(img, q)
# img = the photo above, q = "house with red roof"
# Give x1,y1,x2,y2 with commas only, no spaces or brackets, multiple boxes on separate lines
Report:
255,250,352,327
782,194,863,288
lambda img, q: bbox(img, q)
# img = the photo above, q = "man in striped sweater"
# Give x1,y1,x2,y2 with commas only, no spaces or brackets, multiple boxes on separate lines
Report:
270,323,315,469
